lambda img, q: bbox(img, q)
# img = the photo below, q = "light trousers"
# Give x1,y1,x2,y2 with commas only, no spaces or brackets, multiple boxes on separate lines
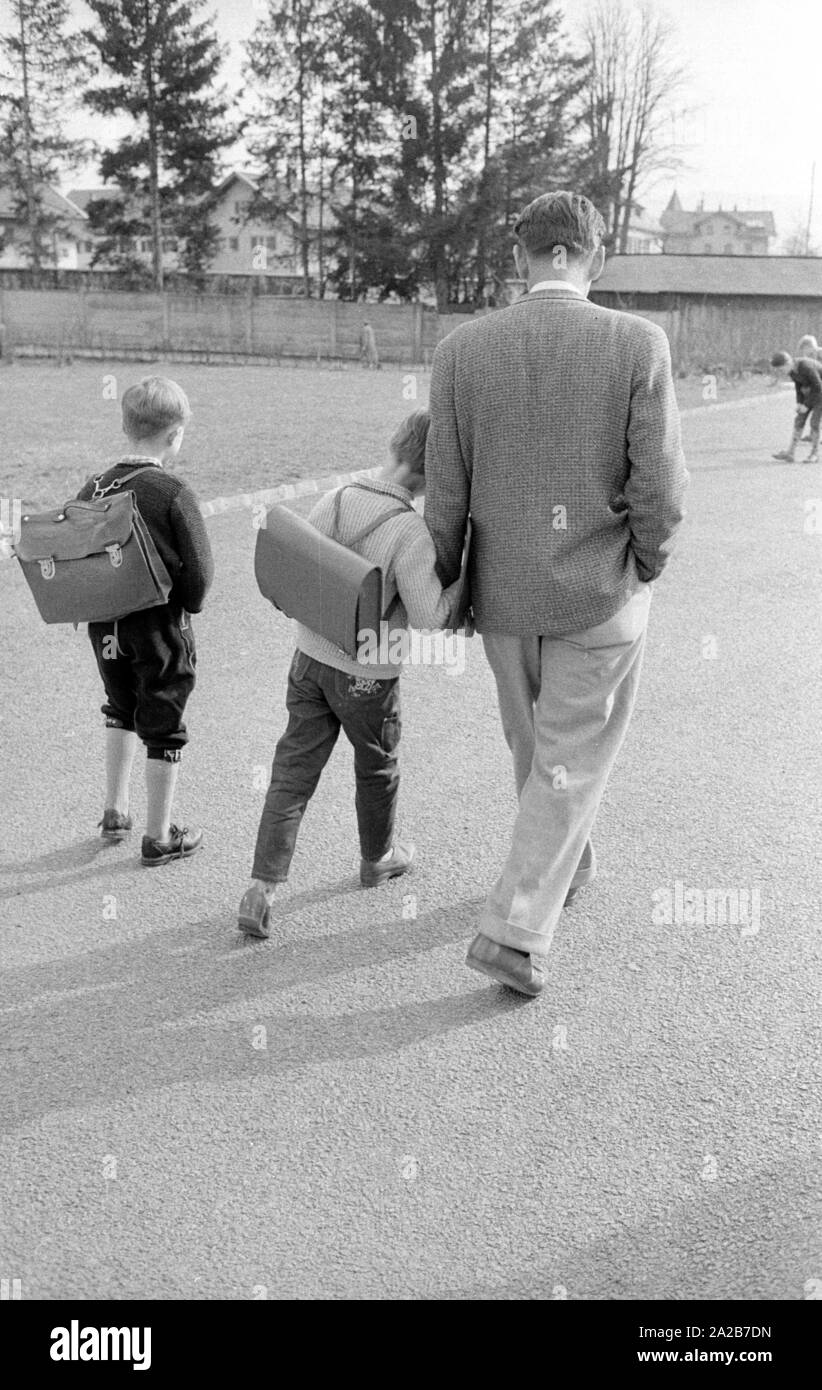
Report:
480,585,651,957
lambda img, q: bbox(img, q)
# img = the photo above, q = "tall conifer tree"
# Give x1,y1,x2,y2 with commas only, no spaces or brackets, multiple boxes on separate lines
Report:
84,0,232,288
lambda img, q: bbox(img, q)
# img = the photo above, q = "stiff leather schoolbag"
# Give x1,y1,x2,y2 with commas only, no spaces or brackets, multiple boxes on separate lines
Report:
254,483,413,659
14,465,173,625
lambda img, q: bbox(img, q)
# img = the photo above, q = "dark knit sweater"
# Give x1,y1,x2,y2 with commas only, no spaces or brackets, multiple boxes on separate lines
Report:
791,358,822,409
76,459,214,613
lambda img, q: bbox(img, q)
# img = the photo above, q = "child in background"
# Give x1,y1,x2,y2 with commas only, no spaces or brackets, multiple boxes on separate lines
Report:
75,376,214,863
771,351,821,463
797,335,822,364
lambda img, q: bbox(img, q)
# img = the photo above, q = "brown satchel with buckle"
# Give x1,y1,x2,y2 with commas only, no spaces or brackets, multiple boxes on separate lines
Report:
14,466,173,625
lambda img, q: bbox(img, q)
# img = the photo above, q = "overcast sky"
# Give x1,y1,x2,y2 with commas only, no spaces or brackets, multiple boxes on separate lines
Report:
63,0,822,248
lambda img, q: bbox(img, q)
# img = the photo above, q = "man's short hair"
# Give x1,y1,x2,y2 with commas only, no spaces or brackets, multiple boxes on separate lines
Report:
390,409,430,473
771,351,791,368
514,191,606,260
121,376,191,440
798,335,818,353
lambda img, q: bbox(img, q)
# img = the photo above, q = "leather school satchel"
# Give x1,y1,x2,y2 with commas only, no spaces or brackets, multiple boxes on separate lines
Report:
254,483,414,659
14,466,173,625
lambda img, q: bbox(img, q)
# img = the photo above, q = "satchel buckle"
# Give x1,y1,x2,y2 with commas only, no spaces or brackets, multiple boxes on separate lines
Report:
39,558,56,580
106,543,123,569
92,476,121,501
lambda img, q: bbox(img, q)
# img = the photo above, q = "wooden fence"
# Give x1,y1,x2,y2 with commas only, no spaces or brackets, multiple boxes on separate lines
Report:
3,284,820,373
0,287,440,366
590,292,822,374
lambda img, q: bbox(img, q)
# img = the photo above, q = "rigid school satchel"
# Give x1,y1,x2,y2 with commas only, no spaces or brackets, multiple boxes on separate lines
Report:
254,483,413,659
14,466,174,625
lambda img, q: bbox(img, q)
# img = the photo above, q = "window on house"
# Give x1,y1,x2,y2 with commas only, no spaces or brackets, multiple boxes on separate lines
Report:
229,236,239,252
703,221,713,234
744,242,753,253
723,243,732,254
234,201,247,216
704,243,713,253
251,234,263,248
162,238,178,252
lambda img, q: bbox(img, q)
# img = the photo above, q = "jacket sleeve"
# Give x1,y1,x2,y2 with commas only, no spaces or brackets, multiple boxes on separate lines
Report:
423,335,472,585
169,483,214,613
623,325,689,582
392,528,459,630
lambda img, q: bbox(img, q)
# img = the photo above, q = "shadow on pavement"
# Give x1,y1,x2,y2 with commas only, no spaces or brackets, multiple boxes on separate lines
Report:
0,899,515,1133
0,837,114,879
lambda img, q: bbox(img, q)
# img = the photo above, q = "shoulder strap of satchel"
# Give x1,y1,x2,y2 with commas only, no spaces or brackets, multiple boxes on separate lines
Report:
90,464,161,499
331,484,414,547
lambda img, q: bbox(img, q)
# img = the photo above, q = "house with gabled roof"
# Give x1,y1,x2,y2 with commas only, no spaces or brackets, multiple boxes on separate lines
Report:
0,183,88,269
202,171,334,289
660,190,776,255
65,171,336,288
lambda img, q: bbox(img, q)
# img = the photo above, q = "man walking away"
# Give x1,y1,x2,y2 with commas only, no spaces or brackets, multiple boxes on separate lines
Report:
424,191,688,997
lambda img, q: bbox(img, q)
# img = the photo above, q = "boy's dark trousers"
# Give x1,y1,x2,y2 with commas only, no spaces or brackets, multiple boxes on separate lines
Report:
252,650,401,882
88,604,196,758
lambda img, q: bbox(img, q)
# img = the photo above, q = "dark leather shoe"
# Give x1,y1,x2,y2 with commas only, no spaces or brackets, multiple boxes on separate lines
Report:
465,932,544,997
564,839,597,906
141,824,203,866
99,809,133,842
360,840,415,887
238,885,271,939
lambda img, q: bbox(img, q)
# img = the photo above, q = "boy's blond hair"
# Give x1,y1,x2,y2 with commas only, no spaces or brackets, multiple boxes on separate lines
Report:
122,376,191,441
390,409,430,475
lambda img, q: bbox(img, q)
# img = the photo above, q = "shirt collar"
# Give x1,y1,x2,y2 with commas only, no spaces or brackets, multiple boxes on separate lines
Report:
351,476,415,505
529,280,586,297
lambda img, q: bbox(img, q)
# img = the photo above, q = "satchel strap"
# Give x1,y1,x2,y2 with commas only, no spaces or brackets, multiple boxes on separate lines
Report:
331,484,413,547
90,463,161,500
331,484,416,625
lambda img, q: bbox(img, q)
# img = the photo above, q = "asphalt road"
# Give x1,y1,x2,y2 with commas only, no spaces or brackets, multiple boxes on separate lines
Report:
1,392,820,1300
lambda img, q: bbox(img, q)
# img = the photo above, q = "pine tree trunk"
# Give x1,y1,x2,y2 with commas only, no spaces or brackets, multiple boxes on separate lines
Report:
429,0,448,312
144,0,163,291
296,4,311,298
348,172,357,300
317,97,326,299
475,0,494,304
17,0,42,280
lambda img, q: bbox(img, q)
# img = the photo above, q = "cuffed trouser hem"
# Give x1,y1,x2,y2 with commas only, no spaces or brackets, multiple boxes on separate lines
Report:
146,746,183,762
250,865,290,884
476,914,554,959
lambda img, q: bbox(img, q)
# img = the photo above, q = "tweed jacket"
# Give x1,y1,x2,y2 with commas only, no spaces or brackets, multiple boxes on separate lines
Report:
423,287,688,635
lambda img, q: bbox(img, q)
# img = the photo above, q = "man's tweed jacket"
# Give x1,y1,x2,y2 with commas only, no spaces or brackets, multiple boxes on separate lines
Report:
424,287,688,635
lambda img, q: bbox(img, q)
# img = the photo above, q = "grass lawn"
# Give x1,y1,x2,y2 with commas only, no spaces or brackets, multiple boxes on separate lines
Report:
0,356,780,511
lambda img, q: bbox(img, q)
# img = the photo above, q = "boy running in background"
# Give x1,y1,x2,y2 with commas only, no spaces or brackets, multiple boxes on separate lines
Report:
76,376,214,863
771,351,821,463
